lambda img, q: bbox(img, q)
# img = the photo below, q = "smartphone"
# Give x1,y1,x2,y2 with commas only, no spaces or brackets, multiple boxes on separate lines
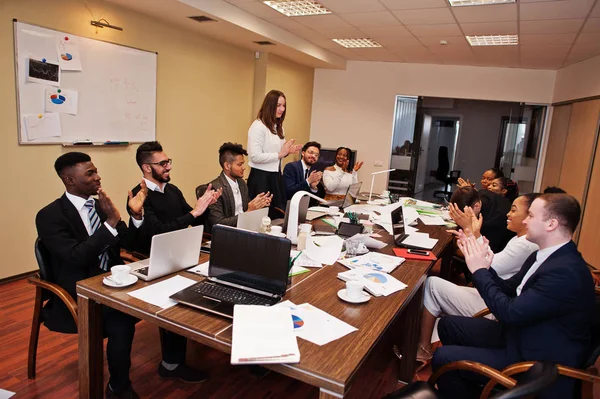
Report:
407,249,430,256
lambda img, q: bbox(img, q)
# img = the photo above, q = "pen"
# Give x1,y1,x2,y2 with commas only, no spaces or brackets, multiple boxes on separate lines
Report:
104,141,129,145
290,251,302,266
238,353,297,362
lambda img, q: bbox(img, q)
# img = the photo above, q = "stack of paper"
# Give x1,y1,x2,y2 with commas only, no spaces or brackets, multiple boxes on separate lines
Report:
338,252,405,273
128,275,197,309
401,232,438,249
338,266,407,296
231,305,300,364
305,235,344,265
275,301,358,346
290,250,322,268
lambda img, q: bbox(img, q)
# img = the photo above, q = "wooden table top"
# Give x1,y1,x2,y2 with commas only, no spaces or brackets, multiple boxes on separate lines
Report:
77,220,452,394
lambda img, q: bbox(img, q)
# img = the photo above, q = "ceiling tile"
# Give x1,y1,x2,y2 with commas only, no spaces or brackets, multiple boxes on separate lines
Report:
293,14,354,30
582,18,600,32
471,46,520,60
575,33,600,48
290,29,340,48
380,0,448,10
393,8,455,25
460,21,517,35
419,36,470,49
564,43,600,64
519,33,577,45
339,11,401,28
318,0,386,13
388,45,442,63
358,25,414,37
593,2,600,17
520,44,572,59
372,35,423,47
520,19,584,34
234,2,285,19
520,59,564,69
354,48,404,62
318,27,369,39
452,4,517,23
407,24,463,37
327,46,368,60
266,17,307,31
225,0,258,3
520,0,595,21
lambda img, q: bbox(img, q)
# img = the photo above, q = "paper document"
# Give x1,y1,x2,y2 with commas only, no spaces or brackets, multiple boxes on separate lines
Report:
45,87,78,115
276,302,358,346
231,305,300,364
24,113,62,140
419,215,447,226
187,261,209,276
289,265,310,276
305,235,344,265
338,267,407,297
345,233,387,249
401,232,438,250
339,252,405,273
308,206,329,213
0,389,15,399
290,250,322,268
128,275,197,309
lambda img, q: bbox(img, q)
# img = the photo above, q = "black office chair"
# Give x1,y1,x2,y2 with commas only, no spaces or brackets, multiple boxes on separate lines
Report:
433,146,460,200
382,361,558,399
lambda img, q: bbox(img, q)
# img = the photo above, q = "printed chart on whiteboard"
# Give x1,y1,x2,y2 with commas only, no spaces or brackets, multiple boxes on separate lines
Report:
14,21,157,144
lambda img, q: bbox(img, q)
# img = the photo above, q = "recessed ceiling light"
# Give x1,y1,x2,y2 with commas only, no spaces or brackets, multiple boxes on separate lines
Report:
262,0,331,17
449,0,515,6
332,38,382,48
466,34,518,46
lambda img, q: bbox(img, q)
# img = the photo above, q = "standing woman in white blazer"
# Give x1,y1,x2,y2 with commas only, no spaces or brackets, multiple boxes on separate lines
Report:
247,90,301,218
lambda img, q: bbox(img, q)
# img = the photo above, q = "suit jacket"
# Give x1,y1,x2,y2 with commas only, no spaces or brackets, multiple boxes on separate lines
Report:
472,241,595,370
207,172,250,229
35,194,138,333
479,190,515,253
282,160,325,201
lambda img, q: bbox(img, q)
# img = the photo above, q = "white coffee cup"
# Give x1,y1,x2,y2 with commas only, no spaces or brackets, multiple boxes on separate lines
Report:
346,280,365,300
299,223,312,233
270,225,283,235
110,265,131,285
328,206,339,216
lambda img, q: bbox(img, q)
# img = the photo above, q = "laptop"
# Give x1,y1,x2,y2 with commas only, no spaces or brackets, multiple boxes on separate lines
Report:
170,225,292,318
391,206,413,248
129,226,204,281
236,207,269,232
324,182,362,208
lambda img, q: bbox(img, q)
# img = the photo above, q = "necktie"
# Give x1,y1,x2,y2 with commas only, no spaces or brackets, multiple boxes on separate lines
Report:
84,199,109,271
304,168,309,179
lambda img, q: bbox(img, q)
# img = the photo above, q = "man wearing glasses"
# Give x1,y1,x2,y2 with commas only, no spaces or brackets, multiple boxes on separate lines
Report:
282,141,325,200
127,141,221,255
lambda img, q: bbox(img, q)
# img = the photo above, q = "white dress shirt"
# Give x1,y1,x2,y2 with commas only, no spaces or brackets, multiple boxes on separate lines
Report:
301,160,318,193
516,240,569,296
144,177,167,193
65,192,119,236
247,119,284,172
323,164,358,195
477,235,539,280
225,174,244,216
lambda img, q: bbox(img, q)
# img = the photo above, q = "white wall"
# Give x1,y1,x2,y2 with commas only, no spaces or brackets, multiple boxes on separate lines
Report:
553,55,600,103
310,61,556,192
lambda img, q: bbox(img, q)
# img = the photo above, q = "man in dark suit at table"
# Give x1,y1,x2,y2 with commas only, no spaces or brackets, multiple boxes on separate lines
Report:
127,141,222,255
433,193,595,399
207,142,272,229
282,141,325,201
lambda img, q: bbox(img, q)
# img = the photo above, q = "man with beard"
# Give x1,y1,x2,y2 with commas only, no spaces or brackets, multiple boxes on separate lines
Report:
207,142,272,229
127,141,222,255
282,141,325,200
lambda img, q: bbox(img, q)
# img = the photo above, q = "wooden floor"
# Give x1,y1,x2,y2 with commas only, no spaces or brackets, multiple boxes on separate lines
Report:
0,278,425,399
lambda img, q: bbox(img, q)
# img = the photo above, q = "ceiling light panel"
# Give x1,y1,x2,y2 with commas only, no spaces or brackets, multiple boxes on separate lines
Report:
449,0,515,6
332,38,382,48
466,34,518,46
263,0,332,17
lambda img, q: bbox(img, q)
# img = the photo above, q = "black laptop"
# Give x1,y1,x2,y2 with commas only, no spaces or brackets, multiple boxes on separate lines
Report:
391,206,413,248
170,225,291,319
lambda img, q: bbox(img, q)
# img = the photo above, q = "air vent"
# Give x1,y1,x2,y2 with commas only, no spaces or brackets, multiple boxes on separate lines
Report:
253,41,275,46
188,16,217,23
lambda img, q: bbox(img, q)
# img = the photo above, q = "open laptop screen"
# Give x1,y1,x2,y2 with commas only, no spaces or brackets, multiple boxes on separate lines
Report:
209,225,291,297
391,206,406,240
341,182,362,208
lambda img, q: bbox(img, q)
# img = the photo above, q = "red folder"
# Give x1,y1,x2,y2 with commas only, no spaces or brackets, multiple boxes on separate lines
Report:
393,248,437,261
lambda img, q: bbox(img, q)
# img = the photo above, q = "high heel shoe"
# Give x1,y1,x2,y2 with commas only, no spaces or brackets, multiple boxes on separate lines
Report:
415,346,433,373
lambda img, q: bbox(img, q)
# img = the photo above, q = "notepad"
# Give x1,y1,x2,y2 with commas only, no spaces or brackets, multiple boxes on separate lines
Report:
231,305,300,365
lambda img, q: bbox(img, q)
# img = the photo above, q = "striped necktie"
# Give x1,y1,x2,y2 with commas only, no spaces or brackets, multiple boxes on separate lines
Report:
84,199,109,271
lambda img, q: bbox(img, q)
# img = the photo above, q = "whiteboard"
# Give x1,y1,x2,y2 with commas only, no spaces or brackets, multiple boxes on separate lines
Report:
14,21,157,144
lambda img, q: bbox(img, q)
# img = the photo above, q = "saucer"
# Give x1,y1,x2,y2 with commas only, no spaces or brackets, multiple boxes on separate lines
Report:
103,274,138,288
337,288,370,304
268,232,286,238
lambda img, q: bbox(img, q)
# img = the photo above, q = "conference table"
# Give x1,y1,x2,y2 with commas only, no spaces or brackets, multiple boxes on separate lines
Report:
76,219,453,399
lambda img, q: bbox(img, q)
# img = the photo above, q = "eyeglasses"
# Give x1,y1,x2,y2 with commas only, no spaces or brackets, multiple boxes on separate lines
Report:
146,159,172,167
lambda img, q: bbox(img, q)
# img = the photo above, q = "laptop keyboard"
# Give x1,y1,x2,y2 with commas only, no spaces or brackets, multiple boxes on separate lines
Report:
192,281,274,306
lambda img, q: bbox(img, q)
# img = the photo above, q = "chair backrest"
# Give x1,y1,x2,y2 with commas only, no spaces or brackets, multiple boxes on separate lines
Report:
196,184,208,200
583,295,600,368
491,362,558,399
435,146,450,181
35,238,54,283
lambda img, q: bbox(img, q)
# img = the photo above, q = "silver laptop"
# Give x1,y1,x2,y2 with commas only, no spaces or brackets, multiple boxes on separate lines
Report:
236,208,269,232
129,226,204,281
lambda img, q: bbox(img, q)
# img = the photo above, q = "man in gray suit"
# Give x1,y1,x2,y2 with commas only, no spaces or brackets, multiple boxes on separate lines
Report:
208,142,272,229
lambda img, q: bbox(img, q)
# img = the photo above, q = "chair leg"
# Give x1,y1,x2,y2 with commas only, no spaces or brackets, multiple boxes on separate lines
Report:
28,286,43,379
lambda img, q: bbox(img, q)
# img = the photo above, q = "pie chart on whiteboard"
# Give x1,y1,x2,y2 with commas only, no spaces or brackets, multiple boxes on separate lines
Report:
61,53,73,61
50,94,66,105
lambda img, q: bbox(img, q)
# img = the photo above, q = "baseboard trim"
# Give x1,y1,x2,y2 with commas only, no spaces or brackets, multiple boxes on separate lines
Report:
0,270,37,285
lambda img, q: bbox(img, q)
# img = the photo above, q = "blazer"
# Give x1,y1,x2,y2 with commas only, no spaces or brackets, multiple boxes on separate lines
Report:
472,241,595,370
207,172,250,229
282,160,325,201
35,194,138,333
479,190,515,253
